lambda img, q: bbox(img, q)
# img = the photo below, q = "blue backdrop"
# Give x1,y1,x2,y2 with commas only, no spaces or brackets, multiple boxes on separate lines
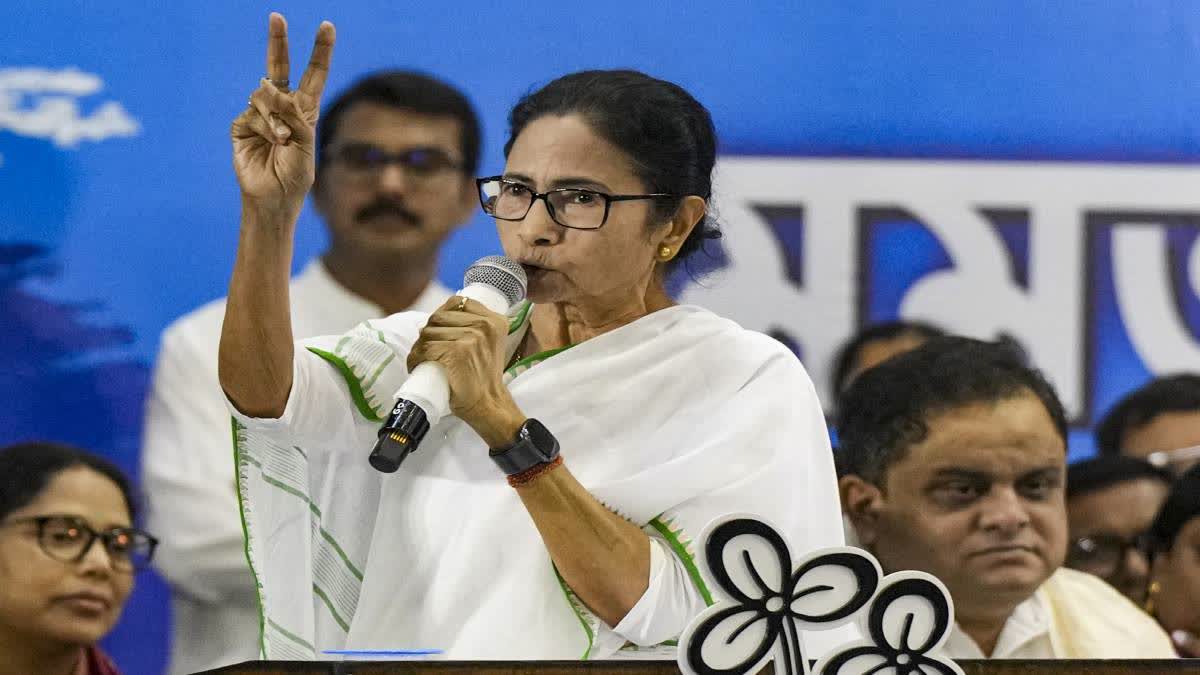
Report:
3,2,1199,673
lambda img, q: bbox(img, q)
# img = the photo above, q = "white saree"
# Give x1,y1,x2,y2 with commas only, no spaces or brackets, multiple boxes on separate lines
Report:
231,303,844,660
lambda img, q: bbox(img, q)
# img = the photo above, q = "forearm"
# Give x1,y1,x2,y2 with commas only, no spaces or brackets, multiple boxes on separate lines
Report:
470,400,651,626
218,199,300,418
515,463,651,628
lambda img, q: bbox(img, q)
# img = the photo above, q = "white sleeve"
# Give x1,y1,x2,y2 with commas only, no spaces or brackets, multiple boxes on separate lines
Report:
602,534,708,650
141,325,256,603
225,345,362,452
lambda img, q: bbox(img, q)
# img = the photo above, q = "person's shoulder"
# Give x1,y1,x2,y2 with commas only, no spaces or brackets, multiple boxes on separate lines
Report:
158,294,230,358
1045,566,1130,601
667,305,816,397
672,305,803,366
1042,567,1176,656
160,272,319,356
1042,567,1143,613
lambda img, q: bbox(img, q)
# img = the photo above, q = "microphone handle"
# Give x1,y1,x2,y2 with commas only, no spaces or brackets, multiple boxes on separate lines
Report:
393,282,511,423
368,282,516,473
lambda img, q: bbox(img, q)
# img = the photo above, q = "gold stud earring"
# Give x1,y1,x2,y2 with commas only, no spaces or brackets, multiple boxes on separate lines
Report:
658,245,673,260
1145,579,1161,615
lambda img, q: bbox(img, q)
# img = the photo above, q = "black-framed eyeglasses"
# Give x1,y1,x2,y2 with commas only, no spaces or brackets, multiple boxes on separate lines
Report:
2,515,158,572
477,176,677,231
1066,532,1153,578
325,143,463,179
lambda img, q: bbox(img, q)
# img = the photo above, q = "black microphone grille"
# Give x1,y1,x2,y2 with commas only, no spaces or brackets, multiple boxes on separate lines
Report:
463,256,528,306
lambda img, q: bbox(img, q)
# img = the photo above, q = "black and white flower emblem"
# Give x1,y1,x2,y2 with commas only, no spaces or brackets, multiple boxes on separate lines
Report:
678,516,880,675
813,573,963,675
678,515,963,675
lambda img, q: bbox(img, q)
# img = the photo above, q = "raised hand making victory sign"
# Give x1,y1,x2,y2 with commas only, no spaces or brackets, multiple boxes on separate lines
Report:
231,13,335,211
150,13,488,672
220,13,336,418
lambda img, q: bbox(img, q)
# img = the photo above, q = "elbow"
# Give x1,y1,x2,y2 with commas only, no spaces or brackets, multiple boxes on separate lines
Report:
218,348,290,419
596,545,652,627
599,594,644,630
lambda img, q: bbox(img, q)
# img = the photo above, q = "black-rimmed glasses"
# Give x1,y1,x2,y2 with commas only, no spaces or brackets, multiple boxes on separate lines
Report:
325,143,463,180
477,176,676,230
2,515,158,572
1065,531,1154,578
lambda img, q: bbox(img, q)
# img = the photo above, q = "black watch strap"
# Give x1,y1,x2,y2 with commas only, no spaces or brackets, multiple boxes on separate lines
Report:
489,418,560,475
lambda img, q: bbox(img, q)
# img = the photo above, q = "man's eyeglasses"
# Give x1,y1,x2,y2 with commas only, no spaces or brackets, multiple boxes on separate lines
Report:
3,515,157,572
1066,532,1153,578
325,143,463,180
477,176,676,231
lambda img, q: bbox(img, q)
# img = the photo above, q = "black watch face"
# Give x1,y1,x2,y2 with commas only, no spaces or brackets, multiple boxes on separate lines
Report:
522,419,558,460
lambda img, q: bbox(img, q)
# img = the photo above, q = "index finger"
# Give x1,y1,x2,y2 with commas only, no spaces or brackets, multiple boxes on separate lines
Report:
266,12,290,85
298,21,336,99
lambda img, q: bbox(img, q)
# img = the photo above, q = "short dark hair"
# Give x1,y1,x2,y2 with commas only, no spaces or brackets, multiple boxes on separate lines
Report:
316,70,481,175
1065,455,1172,499
0,442,137,522
837,336,1068,484
504,70,721,272
830,321,947,397
1150,464,1200,553
1095,373,1200,456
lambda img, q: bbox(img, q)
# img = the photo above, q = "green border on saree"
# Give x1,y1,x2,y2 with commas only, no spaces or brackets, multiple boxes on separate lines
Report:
232,418,269,659
648,516,715,606
307,347,384,422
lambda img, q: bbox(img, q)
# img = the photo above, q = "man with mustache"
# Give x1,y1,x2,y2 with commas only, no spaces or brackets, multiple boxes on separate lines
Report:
837,337,1176,658
141,69,479,674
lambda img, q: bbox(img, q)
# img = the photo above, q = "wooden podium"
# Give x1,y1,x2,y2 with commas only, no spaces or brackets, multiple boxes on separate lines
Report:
203,660,1192,674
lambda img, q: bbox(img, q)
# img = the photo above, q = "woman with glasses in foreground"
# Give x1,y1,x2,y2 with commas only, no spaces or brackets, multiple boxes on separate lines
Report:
0,442,157,674
220,14,844,660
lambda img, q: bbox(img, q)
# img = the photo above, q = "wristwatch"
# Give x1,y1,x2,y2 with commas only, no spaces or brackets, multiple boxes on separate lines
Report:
489,418,560,475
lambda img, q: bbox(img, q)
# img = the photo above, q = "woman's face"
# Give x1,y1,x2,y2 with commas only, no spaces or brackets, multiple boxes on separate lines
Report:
0,467,134,646
497,114,696,312
1153,516,1200,636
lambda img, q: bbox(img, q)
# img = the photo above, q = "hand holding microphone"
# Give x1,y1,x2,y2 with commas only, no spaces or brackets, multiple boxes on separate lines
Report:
369,256,528,473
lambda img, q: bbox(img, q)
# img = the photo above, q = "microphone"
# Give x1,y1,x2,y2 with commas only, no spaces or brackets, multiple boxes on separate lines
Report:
368,256,528,473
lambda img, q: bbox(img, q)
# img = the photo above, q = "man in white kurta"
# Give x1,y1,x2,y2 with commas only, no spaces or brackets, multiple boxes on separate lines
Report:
230,303,847,659
941,566,1175,658
141,69,479,674
142,260,448,672
837,336,1176,660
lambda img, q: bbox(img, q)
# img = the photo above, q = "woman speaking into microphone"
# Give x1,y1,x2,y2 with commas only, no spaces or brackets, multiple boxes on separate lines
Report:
219,13,844,660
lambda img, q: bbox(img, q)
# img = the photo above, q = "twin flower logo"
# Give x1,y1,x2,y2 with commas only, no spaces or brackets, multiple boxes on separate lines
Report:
0,66,139,162
678,515,963,675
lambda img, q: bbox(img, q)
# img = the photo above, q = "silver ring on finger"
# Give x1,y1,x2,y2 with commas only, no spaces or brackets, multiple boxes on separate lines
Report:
261,76,291,93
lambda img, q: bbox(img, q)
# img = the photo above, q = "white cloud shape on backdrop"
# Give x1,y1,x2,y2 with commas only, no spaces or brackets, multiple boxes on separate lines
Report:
0,66,139,152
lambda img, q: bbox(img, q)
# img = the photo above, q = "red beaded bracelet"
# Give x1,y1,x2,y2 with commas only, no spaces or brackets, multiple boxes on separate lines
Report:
507,456,564,488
